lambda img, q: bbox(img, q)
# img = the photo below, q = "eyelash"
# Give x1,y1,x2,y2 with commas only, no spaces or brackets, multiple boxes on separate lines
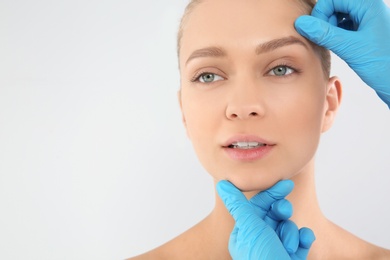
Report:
190,64,301,83
190,71,224,83
267,63,301,77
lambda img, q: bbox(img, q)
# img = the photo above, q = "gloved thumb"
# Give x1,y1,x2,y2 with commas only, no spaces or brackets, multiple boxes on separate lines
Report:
295,15,355,57
216,180,258,228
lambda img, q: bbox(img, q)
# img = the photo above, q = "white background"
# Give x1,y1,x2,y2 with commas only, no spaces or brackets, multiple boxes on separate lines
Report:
0,0,389,259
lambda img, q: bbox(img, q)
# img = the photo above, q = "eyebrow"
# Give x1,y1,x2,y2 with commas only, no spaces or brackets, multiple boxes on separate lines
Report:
185,46,226,66
185,36,309,66
255,36,309,54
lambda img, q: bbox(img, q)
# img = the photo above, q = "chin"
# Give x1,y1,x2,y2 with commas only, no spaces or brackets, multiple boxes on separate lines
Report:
218,164,304,193
225,173,284,193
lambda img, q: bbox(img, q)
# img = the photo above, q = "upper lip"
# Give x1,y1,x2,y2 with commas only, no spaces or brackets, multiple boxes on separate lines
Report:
222,134,275,147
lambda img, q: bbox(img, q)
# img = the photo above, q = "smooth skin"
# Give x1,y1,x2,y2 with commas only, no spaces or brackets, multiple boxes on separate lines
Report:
130,180,311,259
129,0,390,259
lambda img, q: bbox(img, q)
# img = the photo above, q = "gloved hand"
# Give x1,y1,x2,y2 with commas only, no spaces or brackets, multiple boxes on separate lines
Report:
217,180,315,260
294,0,390,108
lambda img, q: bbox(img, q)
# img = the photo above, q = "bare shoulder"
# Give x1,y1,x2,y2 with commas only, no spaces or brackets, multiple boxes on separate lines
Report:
125,236,199,260
125,237,185,260
126,217,217,260
370,245,390,260
352,238,390,260
126,248,168,260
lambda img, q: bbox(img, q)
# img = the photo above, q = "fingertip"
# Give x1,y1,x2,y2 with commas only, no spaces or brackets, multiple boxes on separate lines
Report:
271,199,293,220
294,15,311,33
216,180,247,212
273,179,294,195
295,14,311,23
295,15,325,41
281,179,294,189
216,179,228,190
311,0,335,20
299,227,316,249
216,180,235,194
216,181,258,227
278,220,299,254
216,180,230,201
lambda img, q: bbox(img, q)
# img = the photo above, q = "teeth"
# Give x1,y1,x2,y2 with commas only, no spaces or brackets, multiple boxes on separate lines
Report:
230,141,266,149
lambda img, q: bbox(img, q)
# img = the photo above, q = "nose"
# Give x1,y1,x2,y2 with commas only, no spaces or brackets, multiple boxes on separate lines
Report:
225,88,265,120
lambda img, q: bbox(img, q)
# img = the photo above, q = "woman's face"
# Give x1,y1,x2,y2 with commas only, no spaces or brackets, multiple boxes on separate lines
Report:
179,0,340,192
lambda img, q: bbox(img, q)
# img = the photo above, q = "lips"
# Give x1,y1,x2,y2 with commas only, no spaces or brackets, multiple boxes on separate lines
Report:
222,135,275,148
222,135,275,161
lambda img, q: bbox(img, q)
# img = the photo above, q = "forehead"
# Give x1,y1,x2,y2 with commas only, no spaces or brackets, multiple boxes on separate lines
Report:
180,0,309,62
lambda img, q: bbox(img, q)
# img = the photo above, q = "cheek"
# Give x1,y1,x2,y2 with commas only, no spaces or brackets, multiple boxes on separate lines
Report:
180,87,225,153
282,96,324,135
275,82,326,166
272,74,326,127
181,92,226,180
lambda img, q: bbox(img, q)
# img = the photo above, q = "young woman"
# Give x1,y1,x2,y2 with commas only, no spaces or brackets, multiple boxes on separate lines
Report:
130,0,390,258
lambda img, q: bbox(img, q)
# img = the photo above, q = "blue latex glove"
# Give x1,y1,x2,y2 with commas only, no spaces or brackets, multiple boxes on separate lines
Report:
295,0,390,108
217,180,315,260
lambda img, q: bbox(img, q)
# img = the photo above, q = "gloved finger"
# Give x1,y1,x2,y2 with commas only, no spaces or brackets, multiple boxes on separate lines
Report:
276,220,300,255
228,225,239,251
294,15,356,52
250,180,294,215
311,0,358,22
311,0,386,28
264,199,293,230
292,227,316,260
216,180,260,229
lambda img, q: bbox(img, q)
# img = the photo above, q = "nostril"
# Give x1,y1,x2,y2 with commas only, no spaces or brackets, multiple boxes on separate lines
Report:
249,112,258,117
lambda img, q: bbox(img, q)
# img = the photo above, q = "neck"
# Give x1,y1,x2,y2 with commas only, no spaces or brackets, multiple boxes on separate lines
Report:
287,161,325,228
164,159,378,259
208,159,327,257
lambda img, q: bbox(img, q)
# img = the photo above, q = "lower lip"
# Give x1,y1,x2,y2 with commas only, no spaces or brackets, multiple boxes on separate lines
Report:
223,145,274,162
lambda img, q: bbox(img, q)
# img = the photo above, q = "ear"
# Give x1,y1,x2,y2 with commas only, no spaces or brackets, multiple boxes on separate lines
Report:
321,76,342,133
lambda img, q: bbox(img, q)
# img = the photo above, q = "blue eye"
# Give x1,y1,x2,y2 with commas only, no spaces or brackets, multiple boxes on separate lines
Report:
196,73,224,83
269,66,295,76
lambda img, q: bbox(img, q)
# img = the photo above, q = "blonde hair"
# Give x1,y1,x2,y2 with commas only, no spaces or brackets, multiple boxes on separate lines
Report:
177,0,331,77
